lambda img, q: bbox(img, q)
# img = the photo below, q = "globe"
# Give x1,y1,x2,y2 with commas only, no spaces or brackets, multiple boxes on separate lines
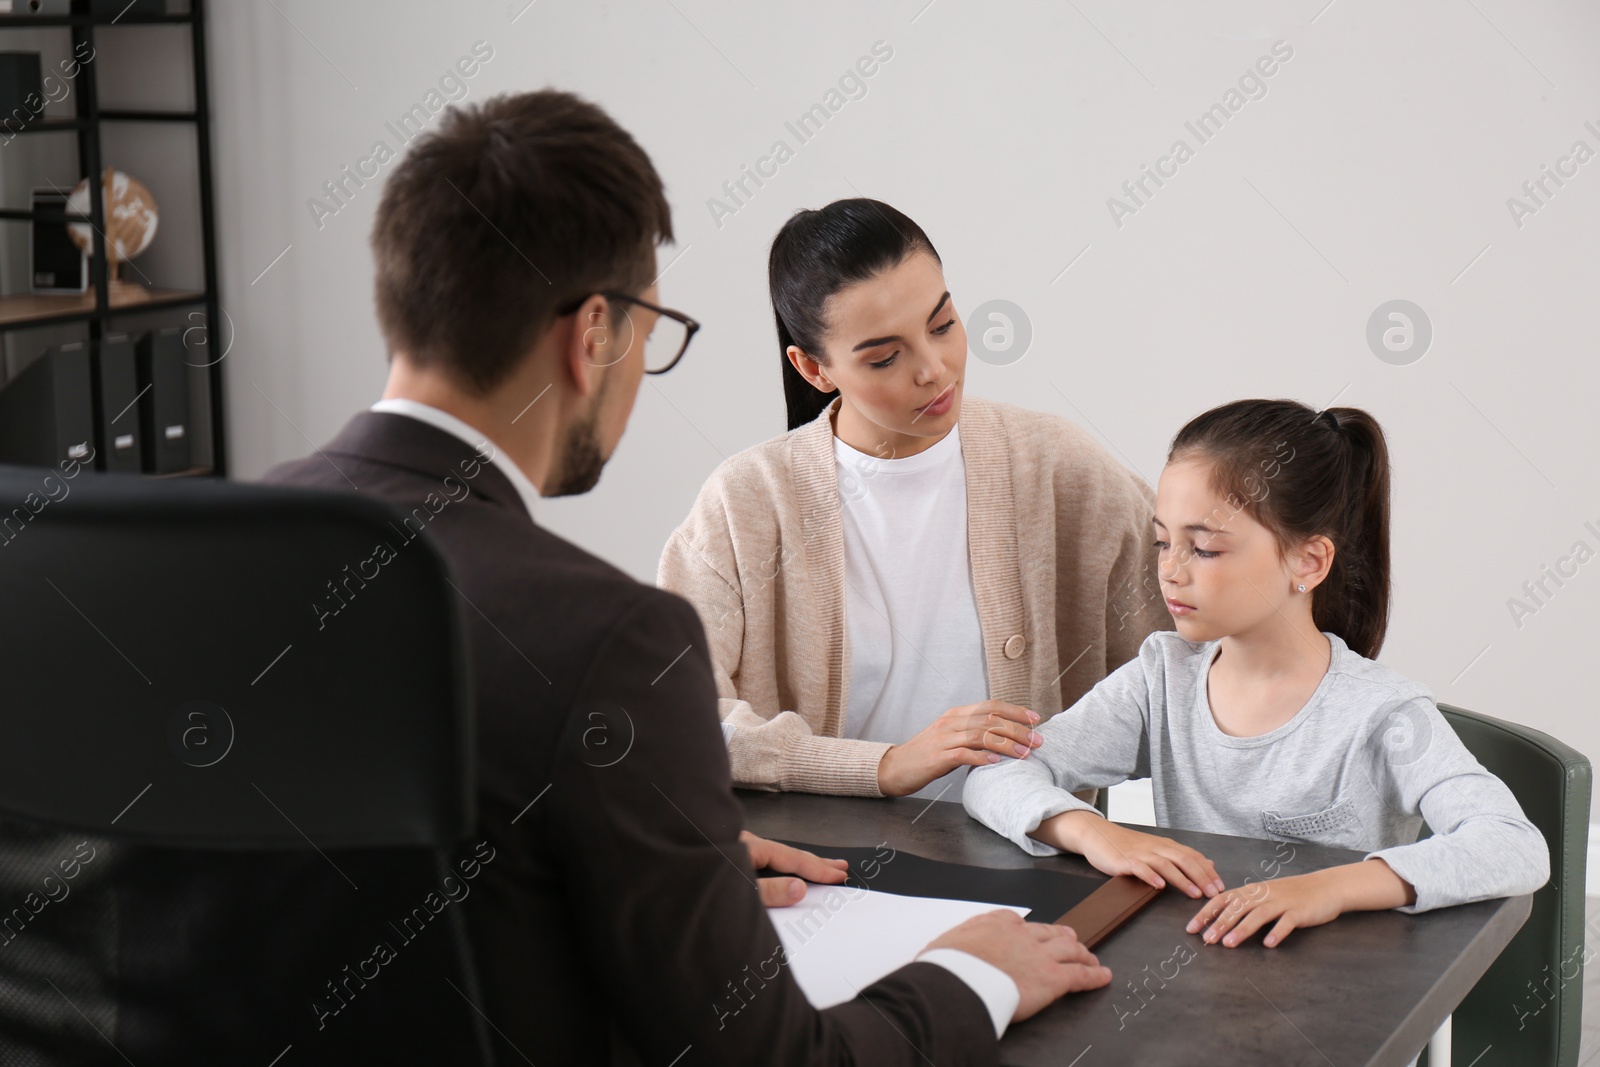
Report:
66,169,159,294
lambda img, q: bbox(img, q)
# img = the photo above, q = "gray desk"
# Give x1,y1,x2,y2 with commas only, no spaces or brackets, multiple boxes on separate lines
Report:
740,790,1531,1067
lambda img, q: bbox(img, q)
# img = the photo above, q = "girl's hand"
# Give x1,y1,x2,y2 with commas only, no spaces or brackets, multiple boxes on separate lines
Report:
1185,870,1344,948
877,699,1045,797
1188,859,1414,946
1041,812,1224,899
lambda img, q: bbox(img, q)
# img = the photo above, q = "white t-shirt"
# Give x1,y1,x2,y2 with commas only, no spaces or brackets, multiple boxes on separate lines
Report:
835,424,990,802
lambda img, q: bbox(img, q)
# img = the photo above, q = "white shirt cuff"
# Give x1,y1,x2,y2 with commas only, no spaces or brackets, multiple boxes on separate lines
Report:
915,947,1020,1038
720,721,736,746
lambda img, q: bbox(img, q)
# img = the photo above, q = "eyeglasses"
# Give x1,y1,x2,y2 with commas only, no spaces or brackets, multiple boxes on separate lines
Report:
554,290,700,375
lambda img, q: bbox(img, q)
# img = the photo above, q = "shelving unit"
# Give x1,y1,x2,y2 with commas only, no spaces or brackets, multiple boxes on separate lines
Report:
0,0,224,476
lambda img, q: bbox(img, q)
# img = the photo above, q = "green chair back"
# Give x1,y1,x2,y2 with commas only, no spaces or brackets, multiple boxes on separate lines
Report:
1419,704,1590,1067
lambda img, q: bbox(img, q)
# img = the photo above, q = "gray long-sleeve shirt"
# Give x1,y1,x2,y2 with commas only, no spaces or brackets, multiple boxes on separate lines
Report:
963,631,1549,913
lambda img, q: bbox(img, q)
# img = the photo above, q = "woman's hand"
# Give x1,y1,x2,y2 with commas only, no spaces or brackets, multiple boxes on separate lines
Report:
739,831,849,906
877,699,1045,797
1038,811,1224,899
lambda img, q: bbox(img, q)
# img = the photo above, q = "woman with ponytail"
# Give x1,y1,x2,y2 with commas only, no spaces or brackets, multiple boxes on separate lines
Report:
658,198,1169,800
964,399,1548,948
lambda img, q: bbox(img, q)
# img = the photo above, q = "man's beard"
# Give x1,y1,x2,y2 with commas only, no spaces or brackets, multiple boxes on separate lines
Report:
544,396,607,498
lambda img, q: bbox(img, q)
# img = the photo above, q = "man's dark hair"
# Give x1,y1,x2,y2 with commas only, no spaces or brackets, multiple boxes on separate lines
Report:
371,89,673,394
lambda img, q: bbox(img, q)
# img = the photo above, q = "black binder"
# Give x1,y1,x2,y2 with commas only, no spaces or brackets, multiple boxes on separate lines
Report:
135,327,191,474
0,53,42,137
0,342,94,469
95,333,142,473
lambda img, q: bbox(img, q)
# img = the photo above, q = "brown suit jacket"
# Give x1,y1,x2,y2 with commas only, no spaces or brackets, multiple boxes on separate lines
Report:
262,411,1000,1066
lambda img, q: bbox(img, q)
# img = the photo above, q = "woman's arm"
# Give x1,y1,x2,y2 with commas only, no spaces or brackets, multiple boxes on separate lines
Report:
658,524,890,796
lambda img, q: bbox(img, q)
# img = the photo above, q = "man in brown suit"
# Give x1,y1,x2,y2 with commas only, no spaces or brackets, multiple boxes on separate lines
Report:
263,88,1110,1065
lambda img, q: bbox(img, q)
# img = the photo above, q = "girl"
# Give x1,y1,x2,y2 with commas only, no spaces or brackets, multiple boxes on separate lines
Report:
658,199,1169,801
963,398,1549,947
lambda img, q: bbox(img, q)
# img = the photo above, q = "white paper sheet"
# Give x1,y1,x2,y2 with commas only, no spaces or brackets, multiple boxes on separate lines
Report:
767,884,1030,1008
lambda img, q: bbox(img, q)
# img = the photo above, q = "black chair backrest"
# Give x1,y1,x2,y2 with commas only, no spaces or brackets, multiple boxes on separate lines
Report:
0,466,492,1065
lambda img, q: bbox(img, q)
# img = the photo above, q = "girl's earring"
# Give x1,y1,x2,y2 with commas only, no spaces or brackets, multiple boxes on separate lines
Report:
1297,584,1306,593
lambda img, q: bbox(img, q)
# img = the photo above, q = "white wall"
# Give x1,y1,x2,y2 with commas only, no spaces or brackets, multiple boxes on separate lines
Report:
207,1,1600,788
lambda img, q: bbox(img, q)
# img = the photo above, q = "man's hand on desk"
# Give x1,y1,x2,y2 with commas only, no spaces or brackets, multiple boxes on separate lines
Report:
1033,811,1226,900
926,910,1112,1022
739,831,849,906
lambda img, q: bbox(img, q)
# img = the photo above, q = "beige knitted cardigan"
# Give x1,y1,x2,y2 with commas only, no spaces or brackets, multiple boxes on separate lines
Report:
657,395,1170,796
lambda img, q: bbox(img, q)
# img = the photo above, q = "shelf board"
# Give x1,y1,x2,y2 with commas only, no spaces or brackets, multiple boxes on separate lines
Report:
1,113,199,141
0,286,204,328
0,113,197,136
100,108,199,123
0,208,78,222
0,13,195,28
0,117,89,135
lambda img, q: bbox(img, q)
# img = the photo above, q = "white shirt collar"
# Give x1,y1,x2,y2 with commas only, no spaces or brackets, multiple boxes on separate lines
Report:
369,398,542,519
833,422,962,474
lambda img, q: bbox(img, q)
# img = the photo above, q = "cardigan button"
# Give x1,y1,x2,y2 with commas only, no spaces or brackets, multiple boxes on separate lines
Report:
1004,634,1026,659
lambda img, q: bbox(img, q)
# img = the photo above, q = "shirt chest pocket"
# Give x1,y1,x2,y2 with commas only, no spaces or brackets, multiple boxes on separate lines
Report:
1260,797,1363,850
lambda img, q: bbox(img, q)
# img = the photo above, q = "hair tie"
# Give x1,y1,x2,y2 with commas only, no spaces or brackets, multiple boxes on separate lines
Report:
1317,409,1340,432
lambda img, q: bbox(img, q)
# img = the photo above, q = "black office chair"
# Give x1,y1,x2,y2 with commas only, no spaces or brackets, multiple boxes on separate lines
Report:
0,466,492,1065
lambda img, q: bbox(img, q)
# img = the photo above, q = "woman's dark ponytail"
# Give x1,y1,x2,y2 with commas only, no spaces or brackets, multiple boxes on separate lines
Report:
1168,400,1392,659
769,198,939,432
778,311,835,431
